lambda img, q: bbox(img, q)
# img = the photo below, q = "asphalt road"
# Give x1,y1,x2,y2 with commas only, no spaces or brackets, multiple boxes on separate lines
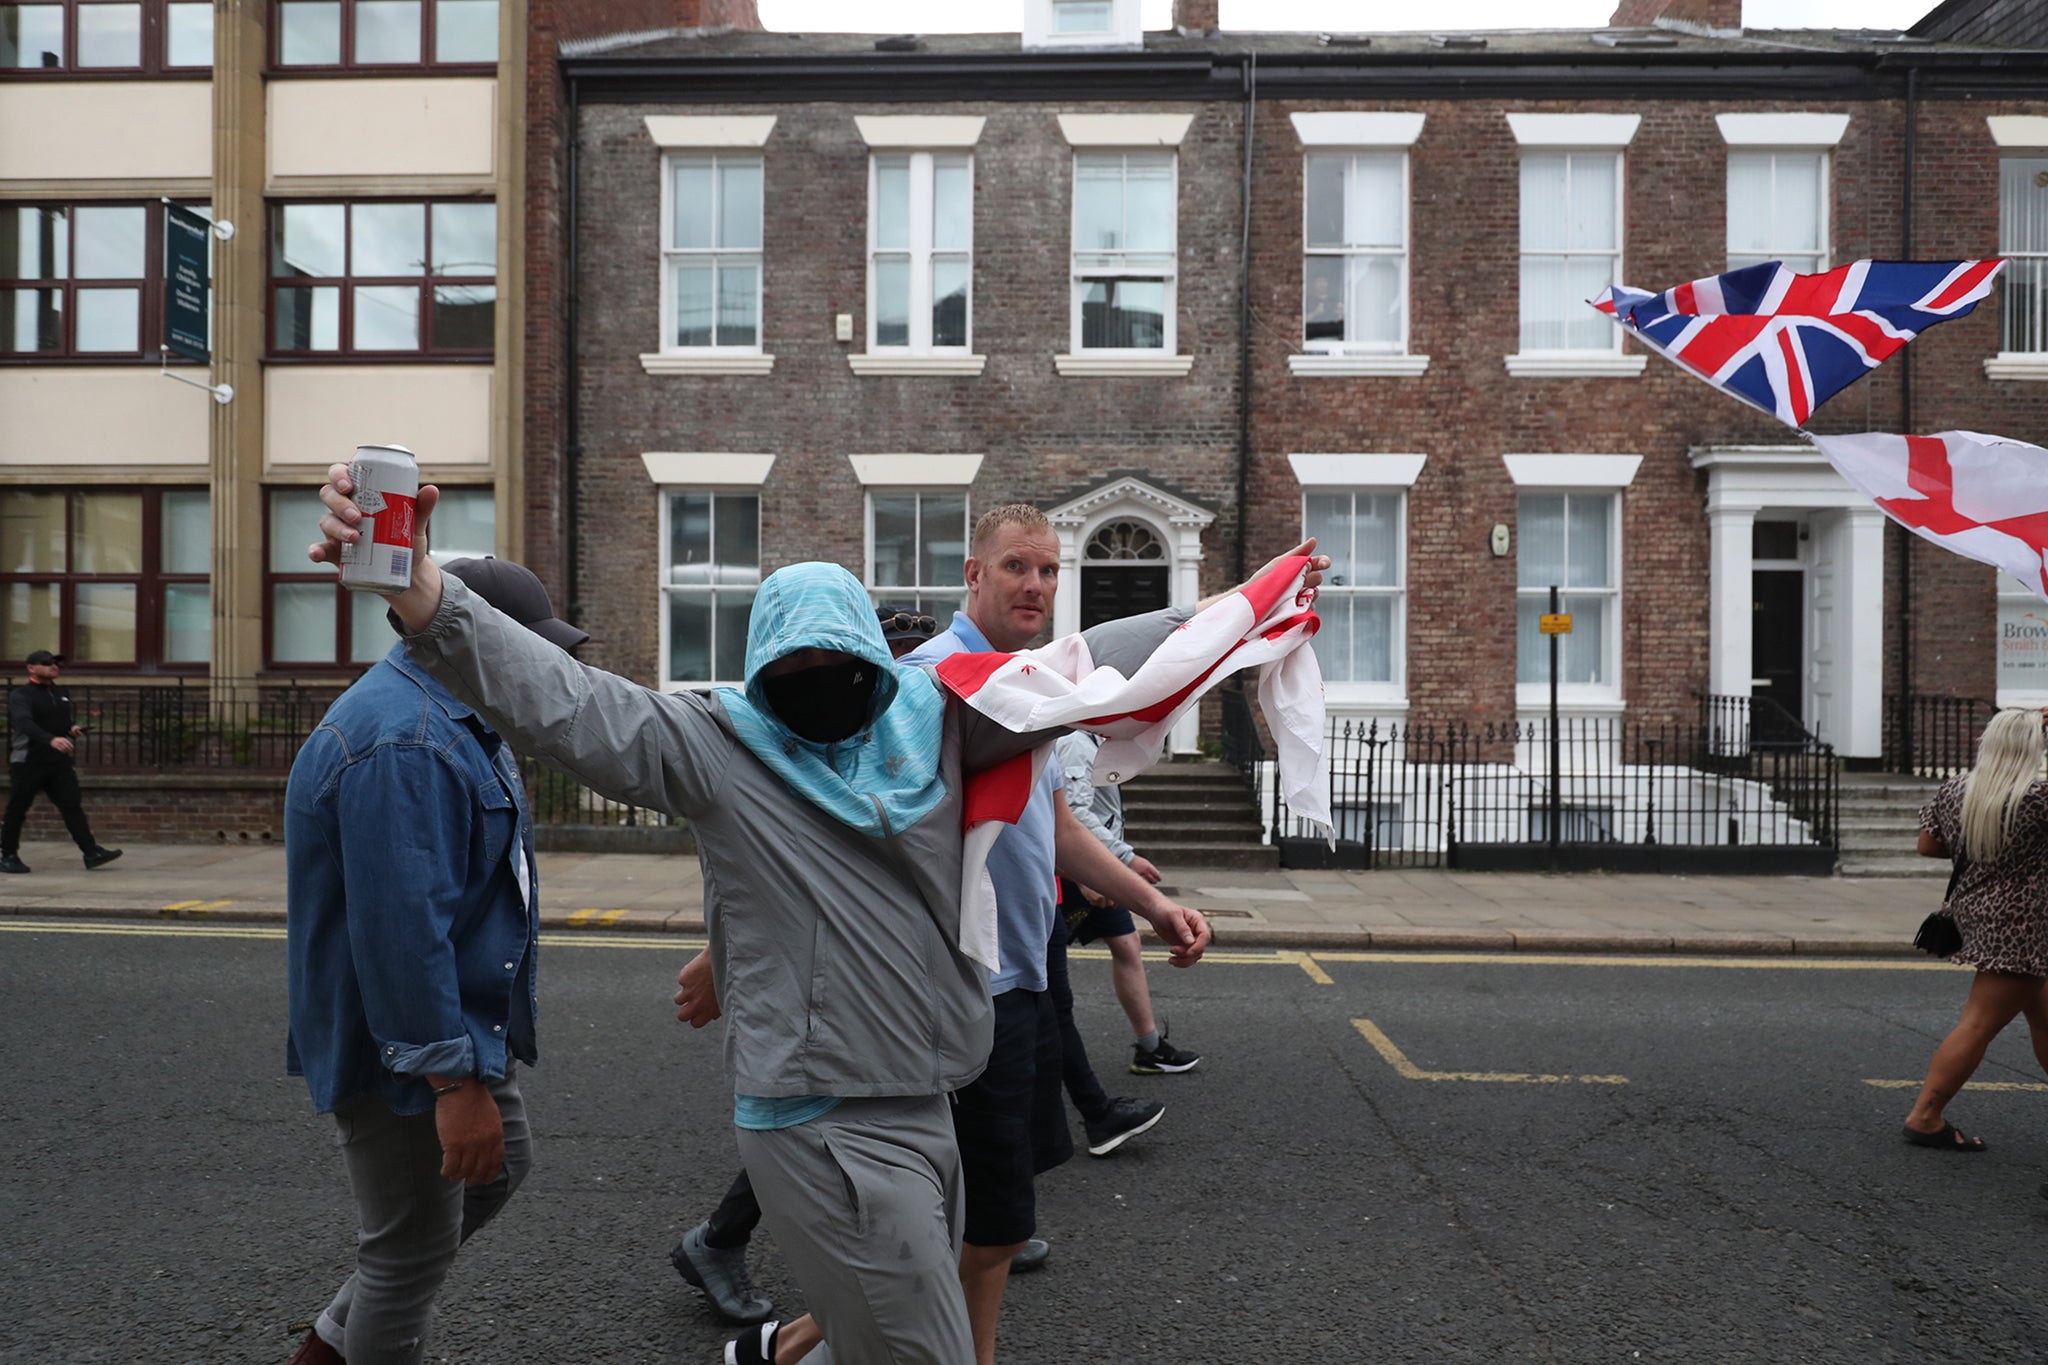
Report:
6,922,2048,1364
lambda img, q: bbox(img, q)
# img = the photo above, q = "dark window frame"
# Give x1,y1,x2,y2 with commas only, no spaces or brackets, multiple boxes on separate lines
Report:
266,197,497,359
0,0,213,77
268,0,498,74
0,486,210,674
0,199,200,362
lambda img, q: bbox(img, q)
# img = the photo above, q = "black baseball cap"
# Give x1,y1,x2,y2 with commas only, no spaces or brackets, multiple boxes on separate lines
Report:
441,557,590,652
25,650,64,667
875,605,937,646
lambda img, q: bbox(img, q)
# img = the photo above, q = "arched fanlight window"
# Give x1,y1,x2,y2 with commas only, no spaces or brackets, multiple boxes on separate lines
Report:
1084,519,1165,561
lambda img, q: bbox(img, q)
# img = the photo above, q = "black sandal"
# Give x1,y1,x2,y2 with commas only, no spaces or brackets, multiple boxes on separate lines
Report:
1902,1120,1987,1152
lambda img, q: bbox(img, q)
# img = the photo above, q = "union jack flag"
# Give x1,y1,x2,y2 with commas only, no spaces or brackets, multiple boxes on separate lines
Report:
1594,259,2005,429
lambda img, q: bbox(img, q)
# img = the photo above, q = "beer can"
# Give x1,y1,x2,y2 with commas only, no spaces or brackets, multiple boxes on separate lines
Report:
338,443,420,595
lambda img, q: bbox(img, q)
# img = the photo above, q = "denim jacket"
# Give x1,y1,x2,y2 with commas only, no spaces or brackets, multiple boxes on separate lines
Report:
284,644,539,1116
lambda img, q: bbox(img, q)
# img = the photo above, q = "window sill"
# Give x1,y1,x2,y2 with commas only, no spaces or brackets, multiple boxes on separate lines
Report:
1325,695,1411,717
640,352,776,376
1053,353,1193,377
1503,354,1647,379
847,353,988,376
1288,353,1430,378
1514,695,1628,716
1984,353,2048,382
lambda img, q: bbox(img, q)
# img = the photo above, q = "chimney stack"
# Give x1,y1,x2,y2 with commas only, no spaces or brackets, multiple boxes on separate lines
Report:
1173,0,1220,35
1609,0,1739,28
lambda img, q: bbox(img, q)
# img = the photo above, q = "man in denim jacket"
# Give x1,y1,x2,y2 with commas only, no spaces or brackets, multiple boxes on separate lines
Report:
282,557,586,1365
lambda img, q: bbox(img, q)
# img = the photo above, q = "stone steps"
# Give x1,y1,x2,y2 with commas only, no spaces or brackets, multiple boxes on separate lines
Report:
1117,762,1273,869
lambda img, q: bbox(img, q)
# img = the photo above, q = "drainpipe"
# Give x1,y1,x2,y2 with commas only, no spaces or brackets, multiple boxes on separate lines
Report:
1233,51,1256,581
1896,63,1917,762
564,74,583,622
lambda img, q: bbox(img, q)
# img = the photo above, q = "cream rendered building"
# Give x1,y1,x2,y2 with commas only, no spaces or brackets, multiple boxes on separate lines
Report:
0,0,526,696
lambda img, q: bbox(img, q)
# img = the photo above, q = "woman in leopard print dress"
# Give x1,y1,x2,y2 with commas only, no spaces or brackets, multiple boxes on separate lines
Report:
1903,707,2048,1153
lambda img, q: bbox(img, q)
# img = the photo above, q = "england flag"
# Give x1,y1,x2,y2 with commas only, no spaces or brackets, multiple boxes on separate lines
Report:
935,554,1331,969
1811,430,2048,600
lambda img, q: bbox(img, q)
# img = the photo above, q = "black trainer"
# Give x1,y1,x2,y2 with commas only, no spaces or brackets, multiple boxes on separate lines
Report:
1130,1031,1201,1075
1084,1097,1164,1157
724,1320,779,1365
0,854,28,874
82,846,122,870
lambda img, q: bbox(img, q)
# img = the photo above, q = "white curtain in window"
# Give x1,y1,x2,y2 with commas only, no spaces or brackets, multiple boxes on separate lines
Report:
1520,154,1618,352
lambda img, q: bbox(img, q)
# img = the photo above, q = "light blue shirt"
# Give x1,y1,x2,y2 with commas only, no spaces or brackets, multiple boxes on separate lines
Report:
904,612,1059,996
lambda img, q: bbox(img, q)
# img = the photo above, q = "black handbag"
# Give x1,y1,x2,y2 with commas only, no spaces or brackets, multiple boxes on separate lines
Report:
1913,852,1968,957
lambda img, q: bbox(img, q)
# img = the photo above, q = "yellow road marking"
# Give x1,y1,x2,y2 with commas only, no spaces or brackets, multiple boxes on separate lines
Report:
1289,951,1334,985
1862,1078,2048,1093
161,900,204,911
567,908,599,925
596,908,629,926
1353,1018,1627,1085
1315,952,1947,971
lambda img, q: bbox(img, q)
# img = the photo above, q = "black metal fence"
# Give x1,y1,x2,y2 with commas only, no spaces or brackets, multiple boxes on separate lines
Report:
1264,702,1838,874
1884,694,1996,779
0,677,351,772
0,675,677,830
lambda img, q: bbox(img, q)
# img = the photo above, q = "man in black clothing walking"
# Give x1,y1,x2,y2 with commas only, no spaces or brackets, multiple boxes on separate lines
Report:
2,650,120,873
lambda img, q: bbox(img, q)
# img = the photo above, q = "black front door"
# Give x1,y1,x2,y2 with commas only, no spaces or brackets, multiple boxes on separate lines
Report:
1081,565,1170,630
1751,568,1804,743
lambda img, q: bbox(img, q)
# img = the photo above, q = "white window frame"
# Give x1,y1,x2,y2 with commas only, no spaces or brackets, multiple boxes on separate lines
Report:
657,487,762,691
1301,150,1411,357
1996,152,2048,367
655,151,765,366
1289,454,1424,710
1068,149,1179,358
1513,489,1623,707
1516,151,1625,360
866,151,974,356
1505,114,1643,378
1023,0,1141,50
1726,149,1831,274
864,489,970,618
1302,487,1408,704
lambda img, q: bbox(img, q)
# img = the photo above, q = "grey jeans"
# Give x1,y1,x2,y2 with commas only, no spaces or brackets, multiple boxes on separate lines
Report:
736,1094,971,1365
313,1072,532,1365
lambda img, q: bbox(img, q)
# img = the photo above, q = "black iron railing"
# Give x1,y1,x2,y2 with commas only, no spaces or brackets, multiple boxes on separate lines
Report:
1269,708,1838,872
519,758,680,829
1885,694,1995,779
0,675,675,829
0,677,352,772
1218,684,1265,792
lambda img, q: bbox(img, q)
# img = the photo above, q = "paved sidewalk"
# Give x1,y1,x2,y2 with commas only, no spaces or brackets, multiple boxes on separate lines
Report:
0,837,1948,955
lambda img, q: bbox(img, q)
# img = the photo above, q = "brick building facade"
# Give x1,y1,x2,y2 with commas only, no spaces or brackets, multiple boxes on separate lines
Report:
542,0,2046,766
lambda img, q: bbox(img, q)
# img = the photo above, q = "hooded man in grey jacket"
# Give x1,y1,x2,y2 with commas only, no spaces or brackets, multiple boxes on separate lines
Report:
310,470,1287,1365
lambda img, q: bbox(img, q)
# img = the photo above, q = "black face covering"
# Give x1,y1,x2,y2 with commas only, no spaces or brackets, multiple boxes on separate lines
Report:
760,658,878,745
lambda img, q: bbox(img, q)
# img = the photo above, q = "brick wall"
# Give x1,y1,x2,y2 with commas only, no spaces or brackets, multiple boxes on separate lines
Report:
562,51,2043,736
570,99,1248,682
525,0,762,616
0,774,287,845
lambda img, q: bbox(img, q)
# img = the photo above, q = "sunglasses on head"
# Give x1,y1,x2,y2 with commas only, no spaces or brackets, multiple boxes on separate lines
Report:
881,612,937,636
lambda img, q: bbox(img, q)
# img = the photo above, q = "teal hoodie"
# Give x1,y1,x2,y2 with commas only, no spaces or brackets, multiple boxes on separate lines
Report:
717,562,948,838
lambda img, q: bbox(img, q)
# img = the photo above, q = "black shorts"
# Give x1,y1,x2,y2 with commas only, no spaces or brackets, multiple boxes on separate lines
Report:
1059,877,1138,946
952,987,1072,1247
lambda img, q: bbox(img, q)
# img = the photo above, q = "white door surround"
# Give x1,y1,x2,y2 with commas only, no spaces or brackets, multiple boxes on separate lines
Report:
1691,445,1885,759
1045,474,1216,756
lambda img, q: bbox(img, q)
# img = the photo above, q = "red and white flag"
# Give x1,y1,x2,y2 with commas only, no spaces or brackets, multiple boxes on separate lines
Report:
935,554,1332,970
1811,430,2048,600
